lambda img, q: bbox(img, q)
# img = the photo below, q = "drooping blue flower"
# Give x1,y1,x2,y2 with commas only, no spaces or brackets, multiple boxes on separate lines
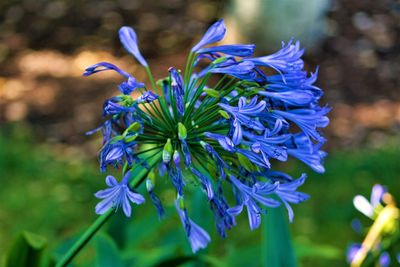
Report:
287,133,327,173
197,44,256,57
95,171,145,217
99,137,136,172
219,96,266,144
137,91,159,103
209,60,257,81
210,182,236,237
273,107,330,142
146,178,165,219
267,174,309,221
118,77,145,95
190,167,214,200
83,62,131,77
119,26,148,67
102,96,137,116
257,90,315,106
191,19,226,52
175,197,211,253
246,40,304,74
204,132,236,152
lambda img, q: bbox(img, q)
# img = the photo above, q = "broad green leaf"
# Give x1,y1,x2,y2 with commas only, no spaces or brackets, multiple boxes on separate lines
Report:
5,231,47,267
95,233,124,267
262,207,297,267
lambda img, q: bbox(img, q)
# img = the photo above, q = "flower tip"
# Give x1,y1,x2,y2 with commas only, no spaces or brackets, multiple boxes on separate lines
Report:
119,26,148,67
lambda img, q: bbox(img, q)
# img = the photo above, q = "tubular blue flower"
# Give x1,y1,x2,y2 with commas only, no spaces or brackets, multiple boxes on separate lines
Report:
119,26,148,67
118,77,145,95
204,133,236,152
273,106,330,142
257,90,315,106
210,182,236,237
287,133,327,173
137,91,159,103
200,141,229,179
271,174,309,221
175,198,211,253
190,167,214,200
169,67,185,115
146,179,165,219
191,19,226,52
83,62,131,78
95,171,145,217
197,44,256,57
102,96,137,116
99,137,136,172
209,61,257,81
246,40,304,73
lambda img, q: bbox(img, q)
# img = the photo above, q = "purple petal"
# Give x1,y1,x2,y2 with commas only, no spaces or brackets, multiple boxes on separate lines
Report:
119,26,148,67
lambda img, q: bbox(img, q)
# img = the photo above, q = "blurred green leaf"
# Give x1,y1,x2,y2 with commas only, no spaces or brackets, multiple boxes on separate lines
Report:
5,231,48,267
262,207,297,267
95,233,124,267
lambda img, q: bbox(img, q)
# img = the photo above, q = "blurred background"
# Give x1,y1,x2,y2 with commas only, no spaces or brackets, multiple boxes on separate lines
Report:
0,0,399,266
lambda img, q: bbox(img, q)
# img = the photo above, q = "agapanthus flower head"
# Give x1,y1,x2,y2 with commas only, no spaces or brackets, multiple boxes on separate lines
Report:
86,19,330,253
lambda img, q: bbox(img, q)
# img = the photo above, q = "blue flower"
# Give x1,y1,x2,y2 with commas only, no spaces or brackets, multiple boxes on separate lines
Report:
191,19,226,52
169,67,185,115
209,60,257,81
99,137,136,172
273,106,330,142
204,133,236,152
257,90,315,106
95,171,145,217
287,133,327,173
270,174,309,221
118,77,145,95
119,26,148,67
190,167,214,200
197,44,256,57
83,62,131,77
137,91,159,103
102,96,137,116
146,178,165,219
247,40,304,73
175,197,211,253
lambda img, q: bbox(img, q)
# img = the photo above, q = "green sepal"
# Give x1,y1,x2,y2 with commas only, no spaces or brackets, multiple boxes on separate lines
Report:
178,123,187,140
203,88,220,98
219,110,230,119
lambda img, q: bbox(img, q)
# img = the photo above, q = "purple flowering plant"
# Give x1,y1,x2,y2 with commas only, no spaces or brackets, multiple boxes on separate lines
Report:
57,19,330,265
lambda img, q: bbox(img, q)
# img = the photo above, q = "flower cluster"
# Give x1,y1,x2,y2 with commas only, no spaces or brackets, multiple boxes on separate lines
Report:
347,184,399,267
85,19,329,253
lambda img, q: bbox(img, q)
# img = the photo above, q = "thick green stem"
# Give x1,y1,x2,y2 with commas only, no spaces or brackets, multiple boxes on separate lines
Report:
56,155,161,267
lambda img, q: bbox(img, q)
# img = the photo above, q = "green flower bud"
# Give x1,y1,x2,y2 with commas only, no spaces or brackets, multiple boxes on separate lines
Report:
203,88,220,98
163,138,173,163
218,110,230,119
178,123,187,140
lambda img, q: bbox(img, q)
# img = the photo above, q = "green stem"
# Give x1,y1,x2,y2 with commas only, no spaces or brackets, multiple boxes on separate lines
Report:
56,155,161,267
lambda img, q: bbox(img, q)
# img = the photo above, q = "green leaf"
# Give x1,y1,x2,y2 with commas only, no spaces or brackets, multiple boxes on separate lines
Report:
5,231,48,267
95,233,124,267
262,207,297,267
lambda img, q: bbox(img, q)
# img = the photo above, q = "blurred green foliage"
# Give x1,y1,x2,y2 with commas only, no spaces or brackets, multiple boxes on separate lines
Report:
1,123,399,266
